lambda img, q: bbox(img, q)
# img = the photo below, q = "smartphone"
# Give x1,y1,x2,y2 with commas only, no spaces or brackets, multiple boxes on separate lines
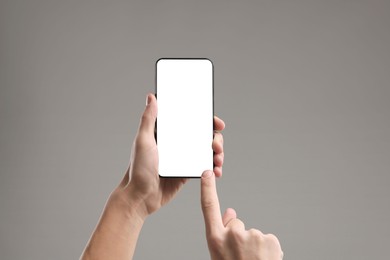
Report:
156,58,214,178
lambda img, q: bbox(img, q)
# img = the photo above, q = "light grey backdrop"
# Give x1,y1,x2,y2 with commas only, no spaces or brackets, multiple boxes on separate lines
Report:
1,0,389,259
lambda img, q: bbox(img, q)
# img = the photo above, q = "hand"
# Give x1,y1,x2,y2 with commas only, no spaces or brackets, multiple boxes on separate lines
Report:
201,170,283,260
81,93,225,260
119,93,225,218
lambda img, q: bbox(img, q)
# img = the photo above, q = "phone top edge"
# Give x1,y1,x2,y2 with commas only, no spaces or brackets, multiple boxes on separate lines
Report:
156,57,213,63
155,57,214,92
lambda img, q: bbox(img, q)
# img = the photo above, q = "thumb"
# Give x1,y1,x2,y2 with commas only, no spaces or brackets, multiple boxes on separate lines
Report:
138,93,157,136
222,208,237,227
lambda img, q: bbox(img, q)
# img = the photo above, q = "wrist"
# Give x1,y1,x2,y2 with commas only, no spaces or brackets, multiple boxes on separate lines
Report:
80,187,147,260
108,187,149,224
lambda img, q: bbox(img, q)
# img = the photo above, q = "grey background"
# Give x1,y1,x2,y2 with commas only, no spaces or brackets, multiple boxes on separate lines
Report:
1,0,389,259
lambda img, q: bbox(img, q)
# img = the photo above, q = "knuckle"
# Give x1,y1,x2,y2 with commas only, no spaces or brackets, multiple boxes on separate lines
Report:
248,228,266,247
248,228,263,240
217,132,223,142
134,134,151,149
201,198,216,211
134,134,145,145
140,113,151,126
141,113,149,121
219,153,224,162
214,153,223,165
213,132,223,144
265,233,281,246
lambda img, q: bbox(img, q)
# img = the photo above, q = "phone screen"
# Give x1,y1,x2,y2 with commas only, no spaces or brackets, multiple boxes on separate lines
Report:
156,58,214,177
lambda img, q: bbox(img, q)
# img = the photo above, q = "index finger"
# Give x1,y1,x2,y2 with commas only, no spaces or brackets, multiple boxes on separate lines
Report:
201,170,224,235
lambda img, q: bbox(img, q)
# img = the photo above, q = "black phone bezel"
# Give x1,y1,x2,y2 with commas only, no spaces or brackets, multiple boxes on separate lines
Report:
155,58,215,178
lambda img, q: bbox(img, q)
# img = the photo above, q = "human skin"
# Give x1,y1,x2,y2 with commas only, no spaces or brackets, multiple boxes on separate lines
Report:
200,170,283,260
80,93,225,260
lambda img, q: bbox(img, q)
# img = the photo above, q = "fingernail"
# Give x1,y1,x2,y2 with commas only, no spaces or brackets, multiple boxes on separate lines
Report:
202,170,213,178
146,94,151,105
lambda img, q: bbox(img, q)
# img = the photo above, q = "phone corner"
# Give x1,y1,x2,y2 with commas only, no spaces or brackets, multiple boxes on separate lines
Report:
203,58,214,68
155,58,165,67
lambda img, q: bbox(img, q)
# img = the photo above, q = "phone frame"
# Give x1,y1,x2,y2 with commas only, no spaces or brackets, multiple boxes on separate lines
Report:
155,58,215,178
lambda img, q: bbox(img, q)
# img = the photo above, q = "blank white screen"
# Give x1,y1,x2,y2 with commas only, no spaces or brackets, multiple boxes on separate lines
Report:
157,59,213,177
